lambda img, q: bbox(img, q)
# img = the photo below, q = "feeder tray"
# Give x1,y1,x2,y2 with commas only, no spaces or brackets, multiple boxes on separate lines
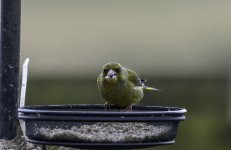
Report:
18,104,186,149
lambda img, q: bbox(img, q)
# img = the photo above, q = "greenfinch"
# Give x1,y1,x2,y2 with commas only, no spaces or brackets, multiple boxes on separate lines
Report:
97,62,159,111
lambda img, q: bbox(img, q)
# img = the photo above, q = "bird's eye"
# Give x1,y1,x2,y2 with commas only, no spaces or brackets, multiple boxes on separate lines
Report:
103,69,108,74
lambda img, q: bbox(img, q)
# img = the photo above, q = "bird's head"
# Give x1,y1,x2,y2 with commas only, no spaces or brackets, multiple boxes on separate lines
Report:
102,62,125,83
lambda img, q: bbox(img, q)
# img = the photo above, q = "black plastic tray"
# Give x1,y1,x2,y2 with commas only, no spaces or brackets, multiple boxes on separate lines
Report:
18,104,186,149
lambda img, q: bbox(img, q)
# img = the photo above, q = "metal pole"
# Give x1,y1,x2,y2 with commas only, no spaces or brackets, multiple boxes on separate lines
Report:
0,0,21,139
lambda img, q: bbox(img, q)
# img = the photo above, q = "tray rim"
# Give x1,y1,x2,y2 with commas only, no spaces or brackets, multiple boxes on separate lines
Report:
18,104,187,116
19,114,185,121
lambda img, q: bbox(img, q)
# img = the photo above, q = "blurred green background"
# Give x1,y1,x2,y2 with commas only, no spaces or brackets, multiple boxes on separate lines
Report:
21,0,231,150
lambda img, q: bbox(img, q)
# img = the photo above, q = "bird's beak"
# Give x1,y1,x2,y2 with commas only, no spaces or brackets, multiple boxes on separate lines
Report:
105,69,117,79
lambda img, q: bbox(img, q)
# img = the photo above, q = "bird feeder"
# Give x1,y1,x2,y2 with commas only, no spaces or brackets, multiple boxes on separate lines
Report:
18,104,186,149
0,0,187,148
18,59,186,149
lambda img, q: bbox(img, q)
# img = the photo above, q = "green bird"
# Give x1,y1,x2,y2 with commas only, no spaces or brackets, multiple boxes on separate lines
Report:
97,62,159,111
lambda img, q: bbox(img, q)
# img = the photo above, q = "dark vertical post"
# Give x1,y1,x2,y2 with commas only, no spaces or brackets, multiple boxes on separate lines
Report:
0,0,21,139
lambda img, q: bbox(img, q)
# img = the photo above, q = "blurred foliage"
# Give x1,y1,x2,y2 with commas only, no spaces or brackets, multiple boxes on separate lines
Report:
25,77,231,150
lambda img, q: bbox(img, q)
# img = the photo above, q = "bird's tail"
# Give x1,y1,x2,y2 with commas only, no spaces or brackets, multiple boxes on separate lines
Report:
141,79,160,91
143,85,160,91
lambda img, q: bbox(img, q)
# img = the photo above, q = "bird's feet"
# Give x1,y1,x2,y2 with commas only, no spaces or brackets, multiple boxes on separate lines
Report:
124,105,133,111
104,102,111,111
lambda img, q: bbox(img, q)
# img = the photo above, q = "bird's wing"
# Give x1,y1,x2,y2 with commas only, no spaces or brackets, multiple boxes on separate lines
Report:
126,68,160,91
126,68,142,86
